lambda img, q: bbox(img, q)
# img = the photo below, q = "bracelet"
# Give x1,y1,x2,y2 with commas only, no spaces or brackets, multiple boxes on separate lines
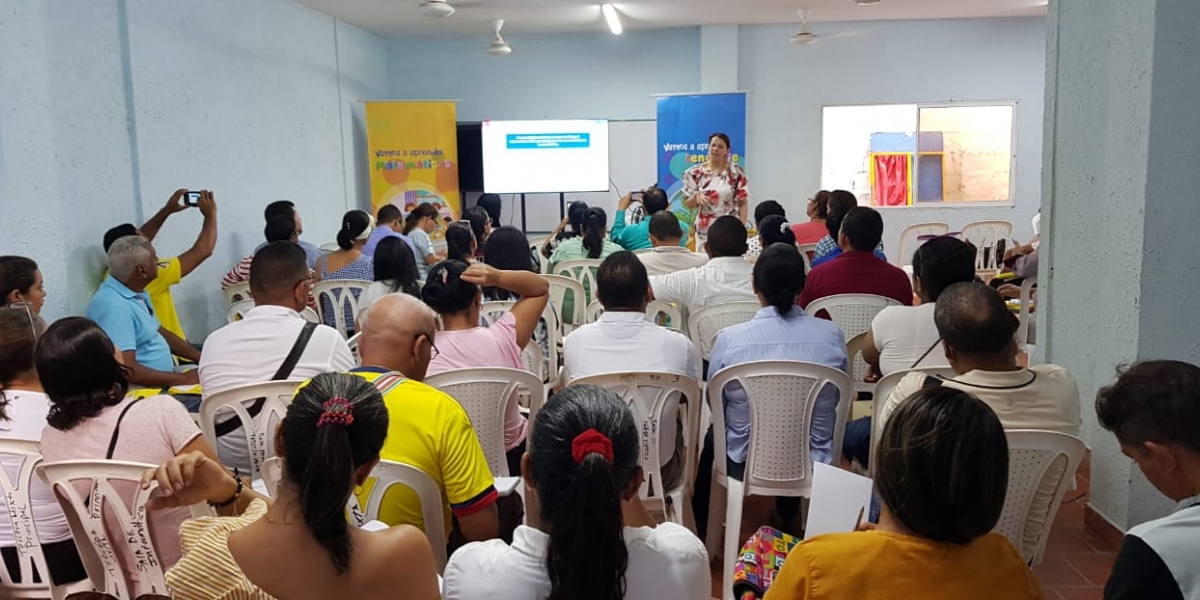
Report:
209,468,243,509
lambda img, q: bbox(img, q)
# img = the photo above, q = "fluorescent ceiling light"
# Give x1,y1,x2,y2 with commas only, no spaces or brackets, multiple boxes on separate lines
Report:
602,4,623,35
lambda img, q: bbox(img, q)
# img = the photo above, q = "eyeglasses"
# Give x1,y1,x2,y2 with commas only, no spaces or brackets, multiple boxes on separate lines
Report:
416,332,440,359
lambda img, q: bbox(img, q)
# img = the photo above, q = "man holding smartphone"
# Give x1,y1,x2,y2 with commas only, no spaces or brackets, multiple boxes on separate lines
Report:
101,188,218,346
610,186,690,251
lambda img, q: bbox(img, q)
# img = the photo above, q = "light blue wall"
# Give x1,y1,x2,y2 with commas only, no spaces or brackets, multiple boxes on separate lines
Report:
0,0,387,338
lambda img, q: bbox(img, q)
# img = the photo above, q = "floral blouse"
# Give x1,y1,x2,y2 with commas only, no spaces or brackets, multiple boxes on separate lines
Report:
682,162,750,244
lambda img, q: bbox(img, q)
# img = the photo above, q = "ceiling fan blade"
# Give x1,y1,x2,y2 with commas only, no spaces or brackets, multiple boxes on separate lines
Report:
821,29,870,39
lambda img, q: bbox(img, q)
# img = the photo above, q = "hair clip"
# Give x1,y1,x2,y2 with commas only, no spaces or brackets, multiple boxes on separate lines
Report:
317,397,354,428
781,221,791,234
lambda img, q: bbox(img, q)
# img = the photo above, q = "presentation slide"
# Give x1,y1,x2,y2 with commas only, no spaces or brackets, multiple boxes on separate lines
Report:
482,119,610,194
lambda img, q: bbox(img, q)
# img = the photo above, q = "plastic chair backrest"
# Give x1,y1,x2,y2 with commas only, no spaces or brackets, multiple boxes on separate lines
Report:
1016,276,1037,351
687,301,762,361
568,373,703,498
796,243,817,273
996,430,1086,565
896,222,951,267
425,368,545,476
479,301,559,385
35,460,212,599
355,460,448,571
961,220,1014,270
804,294,901,388
553,258,603,300
868,366,957,474
259,457,283,497
313,279,371,338
0,439,56,597
222,281,252,307
844,332,869,392
225,299,256,324
585,299,605,323
648,300,688,334
300,307,320,324
346,332,362,366
542,274,586,332
198,380,305,481
707,361,853,497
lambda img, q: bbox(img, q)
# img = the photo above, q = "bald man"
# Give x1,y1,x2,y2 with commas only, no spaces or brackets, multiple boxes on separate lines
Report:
350,293,501,544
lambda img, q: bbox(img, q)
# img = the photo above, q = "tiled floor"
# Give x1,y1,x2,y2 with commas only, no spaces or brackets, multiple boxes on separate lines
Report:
707,454,1116,599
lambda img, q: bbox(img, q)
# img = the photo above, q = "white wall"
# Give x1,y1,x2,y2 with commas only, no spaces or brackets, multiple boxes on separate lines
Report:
0,0,387,339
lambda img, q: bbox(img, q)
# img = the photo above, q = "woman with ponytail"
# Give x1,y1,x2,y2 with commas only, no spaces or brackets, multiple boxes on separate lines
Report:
444,385,709,600
314,210,375,331
692,243,849,537
548,206,622,272
146,372,439,600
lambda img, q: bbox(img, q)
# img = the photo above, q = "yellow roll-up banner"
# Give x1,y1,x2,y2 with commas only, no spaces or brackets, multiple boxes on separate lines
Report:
366,101,460,237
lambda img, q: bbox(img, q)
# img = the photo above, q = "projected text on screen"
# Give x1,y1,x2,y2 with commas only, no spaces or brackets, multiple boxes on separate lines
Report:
483,120,610,194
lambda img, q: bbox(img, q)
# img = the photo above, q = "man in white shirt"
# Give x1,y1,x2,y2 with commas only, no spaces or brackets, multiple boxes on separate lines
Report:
564,251,699,492
637,211,709,276
649,215,755,314
199,242,355,473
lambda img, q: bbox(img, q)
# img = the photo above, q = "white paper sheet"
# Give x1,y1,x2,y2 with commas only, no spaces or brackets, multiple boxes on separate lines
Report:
804,462,874,540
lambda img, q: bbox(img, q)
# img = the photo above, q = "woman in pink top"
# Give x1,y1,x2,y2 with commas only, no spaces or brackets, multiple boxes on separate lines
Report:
790,190,831,246
36,317,223,581
420,260,549,475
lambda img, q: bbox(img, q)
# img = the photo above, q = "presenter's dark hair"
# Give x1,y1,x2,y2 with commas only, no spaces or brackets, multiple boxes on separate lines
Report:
38,318,128,431
753,200,786,227
282,373,388,574
876,385,1008,545
642,187,669,215
709,132,732,150
648,212,683,242
445,223,476,262
581,207,608,259
373,237,421,298
706,216,748,258
758,215,796,247
596,252,648,311
753,243,805,316
421,260,477,315
403,203,439,234
530,385,639,600
912,236,977,303
376,204,403,226
336,210,372,250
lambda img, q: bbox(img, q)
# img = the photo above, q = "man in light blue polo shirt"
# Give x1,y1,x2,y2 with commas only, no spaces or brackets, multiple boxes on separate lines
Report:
611,187,690,251
87,236,200,394
363,204,416,257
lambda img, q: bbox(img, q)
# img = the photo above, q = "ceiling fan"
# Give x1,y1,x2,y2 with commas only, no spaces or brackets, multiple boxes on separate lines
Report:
487,19,513,56
791,8,868,46
419,0,455,18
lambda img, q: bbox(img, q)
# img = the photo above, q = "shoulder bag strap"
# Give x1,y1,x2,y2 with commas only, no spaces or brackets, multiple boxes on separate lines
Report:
214,322,318,438
105,399,143,460
909,338,944,370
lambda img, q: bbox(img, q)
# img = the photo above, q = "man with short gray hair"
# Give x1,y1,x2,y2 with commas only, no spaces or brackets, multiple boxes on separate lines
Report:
87,235,201,395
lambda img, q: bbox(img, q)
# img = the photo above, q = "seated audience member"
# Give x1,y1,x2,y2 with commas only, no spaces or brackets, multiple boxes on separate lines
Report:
199,242,355,472
809,190,885,266
548,206,623,272
638,212,710,276
402,203,445,280
445,222,478,263
362,236,422,309
863,236,977,378
352,294,499,542
0,255,47,329
87,235,201,392
563,251,699,492
422,261,549,475
148,373,440,600
463,206,493,259
483,225,539,299
221,214,298,292
315,210,375,333
693,243,848,536
790,190,831,246
649,216,756,315
541,201,588,259
476,193,503,228
745,200,787,260
763,386,1042,600
443,385,710,600
1005,243,1040,280
1097,361,1200,600
363,203,417,257
103,189,218,341
611,187,690,251
0,309,86,586
798,206,912,309
749,214,796,263
37,317,222,575
262,200,323,268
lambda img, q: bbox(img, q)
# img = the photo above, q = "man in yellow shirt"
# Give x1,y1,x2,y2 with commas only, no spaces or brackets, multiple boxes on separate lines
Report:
102,189,218,344
352,292,500,544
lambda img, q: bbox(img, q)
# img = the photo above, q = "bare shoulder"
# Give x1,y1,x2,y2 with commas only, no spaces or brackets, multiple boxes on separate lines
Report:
355,525,440,596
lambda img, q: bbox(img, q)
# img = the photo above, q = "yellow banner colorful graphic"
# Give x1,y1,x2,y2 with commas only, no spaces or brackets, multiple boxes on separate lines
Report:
366,101,460,237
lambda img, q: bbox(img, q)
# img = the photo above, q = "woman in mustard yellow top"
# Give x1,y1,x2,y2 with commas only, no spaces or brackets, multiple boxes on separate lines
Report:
764,386,1045,600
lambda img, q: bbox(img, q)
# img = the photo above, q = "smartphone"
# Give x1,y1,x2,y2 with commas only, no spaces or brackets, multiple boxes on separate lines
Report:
630,191,644,200
184,191,202,207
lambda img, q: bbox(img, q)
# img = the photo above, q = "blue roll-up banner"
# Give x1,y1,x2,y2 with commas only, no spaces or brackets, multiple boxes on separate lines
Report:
655,92,747,226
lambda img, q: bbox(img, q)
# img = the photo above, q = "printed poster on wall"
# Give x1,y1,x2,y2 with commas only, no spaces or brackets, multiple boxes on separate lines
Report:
655,93,747,229
366,101,460,239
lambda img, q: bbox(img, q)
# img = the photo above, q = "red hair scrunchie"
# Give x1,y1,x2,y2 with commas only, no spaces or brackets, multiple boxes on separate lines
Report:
570,428,614,465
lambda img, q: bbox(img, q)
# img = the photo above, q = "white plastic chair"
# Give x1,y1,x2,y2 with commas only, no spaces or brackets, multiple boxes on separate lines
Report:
351,460,449,572
319,242,340,253
648,300,689,335
568,373,703,530
995,430,1086,566
542,274,586,335
961,220,1014,270
585,299,605,323
804,294,902,394
1016,276,1037,352
222,281,252,307
346,331,362,366
796,243,817,273
300,307,320,324
259,456,283,497
313,279,371,338
35,460,213,600
705,361,854,600
479,301,560,389
896,222,951,267
868,367,957,475
425,368,546,477
553,258,603,301
687,301,762,361
225,299,256,324
198,380,305,481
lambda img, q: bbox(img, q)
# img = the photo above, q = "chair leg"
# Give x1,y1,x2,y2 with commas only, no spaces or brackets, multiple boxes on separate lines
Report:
705,476,726,559
721,480,745,600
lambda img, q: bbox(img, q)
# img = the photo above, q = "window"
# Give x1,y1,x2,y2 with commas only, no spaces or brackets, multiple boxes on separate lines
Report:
820,103,1015,207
